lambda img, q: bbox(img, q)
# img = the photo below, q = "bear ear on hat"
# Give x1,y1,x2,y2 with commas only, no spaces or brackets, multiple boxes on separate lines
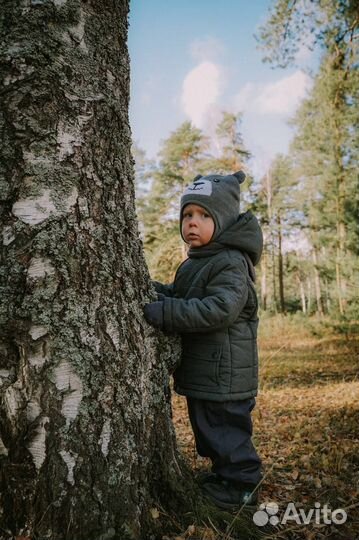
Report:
233,170,246,184
193,174,202,182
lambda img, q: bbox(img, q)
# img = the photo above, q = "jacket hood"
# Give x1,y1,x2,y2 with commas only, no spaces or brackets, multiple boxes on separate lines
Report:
216,211,263,266
187,210,263,267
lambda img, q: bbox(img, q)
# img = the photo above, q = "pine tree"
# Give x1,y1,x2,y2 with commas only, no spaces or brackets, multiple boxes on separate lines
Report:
290,51,358,315
258,0,358,68
141,121,208,281
208,112,250,173
256,155,294,313
259,0,359,317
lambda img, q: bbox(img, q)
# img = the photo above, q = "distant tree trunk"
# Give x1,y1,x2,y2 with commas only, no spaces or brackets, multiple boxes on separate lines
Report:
312,248,324,316
260,246,267,311
276,213,285,314
296,274,306,314
0,2,188,539
324,276,331,313
332,52,348,316
335,184,346,315
271,240,278,313
307,277,312,314
264,170,277,313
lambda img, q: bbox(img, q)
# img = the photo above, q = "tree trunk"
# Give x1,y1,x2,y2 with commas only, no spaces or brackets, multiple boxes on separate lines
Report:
296,274,306,314
271,239,277,313
332,52,348,316
307,277,312,314
276,213,285,314
260,245,267,311
335,181,346,315
312,248,324,316
0,2,188,538
324,276,331,313
264,170,277,312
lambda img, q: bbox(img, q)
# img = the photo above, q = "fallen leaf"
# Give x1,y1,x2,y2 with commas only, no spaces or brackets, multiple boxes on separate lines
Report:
150,507,160,519
202,528,217,540
314,477,322,488
184,524,195,537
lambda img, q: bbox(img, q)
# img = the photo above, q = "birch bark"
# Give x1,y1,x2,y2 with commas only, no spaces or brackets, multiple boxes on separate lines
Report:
0,2,184,538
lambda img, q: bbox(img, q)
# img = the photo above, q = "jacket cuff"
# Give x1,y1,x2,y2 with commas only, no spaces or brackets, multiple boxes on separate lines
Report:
152,280,161,293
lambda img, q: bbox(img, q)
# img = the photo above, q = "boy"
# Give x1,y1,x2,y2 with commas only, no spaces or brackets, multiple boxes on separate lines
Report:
144,171,263,510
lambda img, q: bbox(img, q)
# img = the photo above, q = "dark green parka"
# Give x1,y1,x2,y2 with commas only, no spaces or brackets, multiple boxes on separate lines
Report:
154,210,263,402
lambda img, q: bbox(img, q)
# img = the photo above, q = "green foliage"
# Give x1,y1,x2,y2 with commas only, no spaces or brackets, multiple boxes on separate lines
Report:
257,0,358,68
207,111,251,173
136,121,208,280
133,0,358,319
288,47,359,315
255,0,359,319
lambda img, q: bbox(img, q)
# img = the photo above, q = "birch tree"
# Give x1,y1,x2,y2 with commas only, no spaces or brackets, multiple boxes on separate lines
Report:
0,2,188,538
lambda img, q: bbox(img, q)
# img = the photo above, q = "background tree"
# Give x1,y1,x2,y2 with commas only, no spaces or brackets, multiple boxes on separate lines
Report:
132,141,155,202
206,112,250,173
258,0,358,318
258,0,358,68
289,51,358,315
0,2,191,538
132,141,155,238
140,121,208,281
255,155,294,314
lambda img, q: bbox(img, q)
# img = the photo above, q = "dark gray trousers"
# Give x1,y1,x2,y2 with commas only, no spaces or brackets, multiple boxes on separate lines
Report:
186,396,262,485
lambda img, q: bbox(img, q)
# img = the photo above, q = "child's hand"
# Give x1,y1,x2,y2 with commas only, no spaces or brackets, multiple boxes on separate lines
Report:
143,300,164,329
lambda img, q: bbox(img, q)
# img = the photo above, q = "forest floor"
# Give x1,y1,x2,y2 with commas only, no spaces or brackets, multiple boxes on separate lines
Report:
170,316,359,540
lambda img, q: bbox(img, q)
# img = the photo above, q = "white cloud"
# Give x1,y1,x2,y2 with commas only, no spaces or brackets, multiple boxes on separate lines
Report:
181,61,225,127
234,71,312,116
189,37,225,62
256,71,312,114
234,82,255,112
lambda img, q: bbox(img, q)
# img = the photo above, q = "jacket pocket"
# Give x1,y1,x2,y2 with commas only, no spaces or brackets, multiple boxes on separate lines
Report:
180,344,222,388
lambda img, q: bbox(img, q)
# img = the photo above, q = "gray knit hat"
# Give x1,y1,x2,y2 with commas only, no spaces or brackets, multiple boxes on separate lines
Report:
180,171,246,240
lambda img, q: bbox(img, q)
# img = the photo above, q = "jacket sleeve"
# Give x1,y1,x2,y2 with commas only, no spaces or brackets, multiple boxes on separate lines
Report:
152,280,174,297
162,257,248,333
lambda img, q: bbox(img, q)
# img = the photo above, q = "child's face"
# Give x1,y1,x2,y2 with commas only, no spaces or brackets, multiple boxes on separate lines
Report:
182,204,215,247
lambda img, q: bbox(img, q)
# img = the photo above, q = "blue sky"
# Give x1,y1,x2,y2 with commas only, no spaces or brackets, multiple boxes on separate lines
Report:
128,1,315,177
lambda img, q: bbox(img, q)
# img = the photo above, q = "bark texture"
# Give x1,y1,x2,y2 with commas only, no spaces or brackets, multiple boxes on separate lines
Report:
0,1,185,538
